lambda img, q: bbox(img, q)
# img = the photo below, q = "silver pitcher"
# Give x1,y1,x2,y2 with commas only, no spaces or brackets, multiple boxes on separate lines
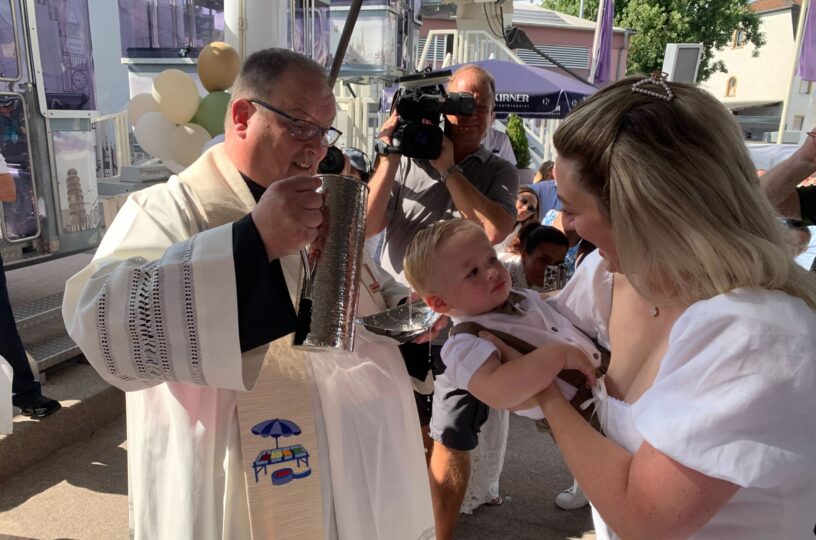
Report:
293,174,369,352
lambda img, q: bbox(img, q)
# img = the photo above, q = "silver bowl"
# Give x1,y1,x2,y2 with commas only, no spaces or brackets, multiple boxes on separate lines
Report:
356,300,442,344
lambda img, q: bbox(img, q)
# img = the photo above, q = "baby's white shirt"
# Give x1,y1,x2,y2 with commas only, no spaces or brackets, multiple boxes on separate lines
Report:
443,288,602,419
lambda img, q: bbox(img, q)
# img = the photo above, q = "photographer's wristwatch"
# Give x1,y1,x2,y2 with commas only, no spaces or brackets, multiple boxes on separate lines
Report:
440,164,463,184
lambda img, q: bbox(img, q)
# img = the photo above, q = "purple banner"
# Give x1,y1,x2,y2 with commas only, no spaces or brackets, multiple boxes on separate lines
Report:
591,0,614,85
798,2,816,82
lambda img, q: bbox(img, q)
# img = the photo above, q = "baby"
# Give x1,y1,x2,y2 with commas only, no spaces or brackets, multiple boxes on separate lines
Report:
403,219,600,418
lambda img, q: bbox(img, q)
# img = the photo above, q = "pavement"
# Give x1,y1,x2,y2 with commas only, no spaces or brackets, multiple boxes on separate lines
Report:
1,412,594,540
0,253,597,540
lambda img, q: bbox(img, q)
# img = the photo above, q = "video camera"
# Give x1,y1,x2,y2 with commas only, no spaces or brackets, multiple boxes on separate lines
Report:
379,69,476,160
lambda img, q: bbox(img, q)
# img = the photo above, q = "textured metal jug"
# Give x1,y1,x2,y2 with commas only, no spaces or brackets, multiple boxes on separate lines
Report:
293,174,369,351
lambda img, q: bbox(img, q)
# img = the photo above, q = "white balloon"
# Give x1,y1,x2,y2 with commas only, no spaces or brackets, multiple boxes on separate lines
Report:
162,159,185,174
169,123,212,167
133,111,176,160
152,69,200,125
127,93,159,127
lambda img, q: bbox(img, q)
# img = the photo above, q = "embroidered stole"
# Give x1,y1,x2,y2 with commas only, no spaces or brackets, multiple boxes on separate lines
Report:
236,343,326,539
177,147,327,539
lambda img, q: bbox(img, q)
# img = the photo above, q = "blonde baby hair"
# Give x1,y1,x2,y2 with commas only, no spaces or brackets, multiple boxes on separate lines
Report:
403,219,485,296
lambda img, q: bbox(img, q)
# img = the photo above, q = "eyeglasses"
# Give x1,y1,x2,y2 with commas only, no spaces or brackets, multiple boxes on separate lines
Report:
249,98,342,146
518,196,537,213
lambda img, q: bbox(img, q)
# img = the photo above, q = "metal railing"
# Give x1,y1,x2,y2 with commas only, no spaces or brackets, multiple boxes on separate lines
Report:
334,82,382,158
417,29,525,71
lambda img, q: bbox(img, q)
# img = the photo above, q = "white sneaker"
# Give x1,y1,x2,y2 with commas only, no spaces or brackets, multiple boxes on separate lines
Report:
555,481,589,510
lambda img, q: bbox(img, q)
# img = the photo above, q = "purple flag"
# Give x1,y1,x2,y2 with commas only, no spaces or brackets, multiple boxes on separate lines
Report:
590,0,614,85
798,1,816,82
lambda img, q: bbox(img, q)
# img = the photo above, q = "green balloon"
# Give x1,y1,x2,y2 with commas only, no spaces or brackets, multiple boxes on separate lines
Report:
194,91,230,137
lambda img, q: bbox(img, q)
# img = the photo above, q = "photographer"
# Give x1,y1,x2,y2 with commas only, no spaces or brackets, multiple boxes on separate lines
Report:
365,65,518,540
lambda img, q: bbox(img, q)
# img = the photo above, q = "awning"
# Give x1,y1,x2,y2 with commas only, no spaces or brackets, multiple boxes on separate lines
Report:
724,100,781,110
381,59,597,119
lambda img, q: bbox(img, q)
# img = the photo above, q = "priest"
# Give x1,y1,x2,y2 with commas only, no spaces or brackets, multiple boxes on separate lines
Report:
63,48,434,540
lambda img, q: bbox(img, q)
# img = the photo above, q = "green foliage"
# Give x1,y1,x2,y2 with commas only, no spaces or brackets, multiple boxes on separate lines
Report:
540,0,765,81
506,114,531,169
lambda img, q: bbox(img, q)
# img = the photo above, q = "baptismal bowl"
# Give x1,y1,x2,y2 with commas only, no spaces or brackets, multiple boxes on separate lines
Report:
356,300,442,344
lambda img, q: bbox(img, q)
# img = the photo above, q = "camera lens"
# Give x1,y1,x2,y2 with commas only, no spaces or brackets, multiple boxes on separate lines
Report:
318,146,345,175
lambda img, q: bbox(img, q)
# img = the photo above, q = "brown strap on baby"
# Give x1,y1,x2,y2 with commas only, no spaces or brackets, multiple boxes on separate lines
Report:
449,321,609,433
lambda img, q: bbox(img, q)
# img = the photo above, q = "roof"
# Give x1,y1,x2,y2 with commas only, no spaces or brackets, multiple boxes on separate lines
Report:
749,0,801,14
511,1,626,32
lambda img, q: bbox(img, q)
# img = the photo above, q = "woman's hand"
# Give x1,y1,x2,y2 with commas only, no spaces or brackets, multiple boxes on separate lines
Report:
478,331,523,363
563,347,597,388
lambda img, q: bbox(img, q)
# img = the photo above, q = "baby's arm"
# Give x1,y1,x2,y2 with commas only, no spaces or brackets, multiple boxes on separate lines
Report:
468,342,594,411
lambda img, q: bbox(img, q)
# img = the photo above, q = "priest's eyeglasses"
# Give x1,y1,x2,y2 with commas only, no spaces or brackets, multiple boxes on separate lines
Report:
249,98,342,147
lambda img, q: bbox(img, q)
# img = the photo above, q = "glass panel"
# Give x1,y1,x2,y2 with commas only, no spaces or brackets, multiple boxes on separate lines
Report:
331,9,400,68
118,0,225,59
289,0,332,68
0,94,37,240
33,0,96,111
52,130,99,233
0,0,19,80
94,119,120,179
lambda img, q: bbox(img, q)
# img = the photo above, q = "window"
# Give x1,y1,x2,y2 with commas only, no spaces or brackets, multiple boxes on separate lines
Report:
726,77,737,97
118,0,225,59
34,0,96,111
799,79,812,95
793,115,805,132
732,30,747,48
0,0,20,80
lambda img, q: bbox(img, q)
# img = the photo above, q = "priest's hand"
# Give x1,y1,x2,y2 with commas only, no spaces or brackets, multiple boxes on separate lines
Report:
252,175,323,261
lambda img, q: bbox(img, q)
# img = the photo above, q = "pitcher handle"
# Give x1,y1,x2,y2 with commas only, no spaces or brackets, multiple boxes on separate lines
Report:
299,247,312,298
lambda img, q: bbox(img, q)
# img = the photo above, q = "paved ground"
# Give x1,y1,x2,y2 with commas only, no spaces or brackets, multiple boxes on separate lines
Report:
0,412,593,540
0,253,596,540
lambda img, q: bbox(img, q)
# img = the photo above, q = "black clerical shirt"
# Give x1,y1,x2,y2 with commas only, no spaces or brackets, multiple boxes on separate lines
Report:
232,175,298,352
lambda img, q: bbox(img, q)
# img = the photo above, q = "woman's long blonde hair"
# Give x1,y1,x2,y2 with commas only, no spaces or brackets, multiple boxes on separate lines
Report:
553,76,816,308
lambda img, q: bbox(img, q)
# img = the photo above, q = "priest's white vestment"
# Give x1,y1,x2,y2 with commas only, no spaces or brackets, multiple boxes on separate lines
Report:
62,145,434,540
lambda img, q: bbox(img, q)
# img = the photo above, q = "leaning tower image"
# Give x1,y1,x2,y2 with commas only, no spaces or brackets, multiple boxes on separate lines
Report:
66,167,89,231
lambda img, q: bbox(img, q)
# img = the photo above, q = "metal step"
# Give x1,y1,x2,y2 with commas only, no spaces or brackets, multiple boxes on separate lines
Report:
13,291,64,330
27,333,81,372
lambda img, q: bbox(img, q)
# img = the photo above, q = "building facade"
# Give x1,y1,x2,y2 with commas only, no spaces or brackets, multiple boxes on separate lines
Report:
701,0,810,141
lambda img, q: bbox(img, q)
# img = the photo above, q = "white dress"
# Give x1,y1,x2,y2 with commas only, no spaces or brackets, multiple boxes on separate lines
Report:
551,252,816,539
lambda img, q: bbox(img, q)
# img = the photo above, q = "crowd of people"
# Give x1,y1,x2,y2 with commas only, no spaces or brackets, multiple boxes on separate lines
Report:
0,45,808,539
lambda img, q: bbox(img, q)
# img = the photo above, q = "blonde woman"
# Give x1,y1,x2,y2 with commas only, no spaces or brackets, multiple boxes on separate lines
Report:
485,75,816,538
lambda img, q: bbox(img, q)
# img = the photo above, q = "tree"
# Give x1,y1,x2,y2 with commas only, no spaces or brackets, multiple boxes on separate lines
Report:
506,114,531,169
540,0,765,81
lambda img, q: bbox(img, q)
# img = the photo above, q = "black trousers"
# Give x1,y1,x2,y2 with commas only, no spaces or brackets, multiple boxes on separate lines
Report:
0,252,39,398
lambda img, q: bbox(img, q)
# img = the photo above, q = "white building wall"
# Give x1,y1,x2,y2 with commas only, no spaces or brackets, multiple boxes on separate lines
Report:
703,10,793,104
701,8,812,133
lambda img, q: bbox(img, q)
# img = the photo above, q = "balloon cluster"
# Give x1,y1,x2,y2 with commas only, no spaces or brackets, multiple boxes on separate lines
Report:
127,42,241,174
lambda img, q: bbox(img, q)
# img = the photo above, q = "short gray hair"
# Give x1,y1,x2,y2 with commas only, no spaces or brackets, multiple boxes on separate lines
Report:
230,48,328,102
